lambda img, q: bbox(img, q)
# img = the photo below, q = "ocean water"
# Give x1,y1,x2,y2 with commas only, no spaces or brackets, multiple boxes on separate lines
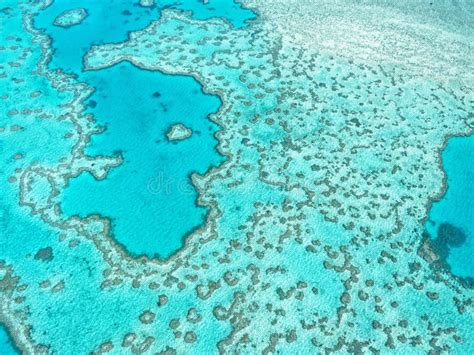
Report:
425,135,474,281
0,324,19,355
1,0,474,353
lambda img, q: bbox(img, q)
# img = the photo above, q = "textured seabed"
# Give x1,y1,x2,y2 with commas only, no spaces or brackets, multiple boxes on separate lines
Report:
0,0,473,354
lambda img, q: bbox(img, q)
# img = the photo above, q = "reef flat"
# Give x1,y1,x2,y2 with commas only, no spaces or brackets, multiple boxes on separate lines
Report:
52,8,87,28
1,0,473,354
166,123,193,142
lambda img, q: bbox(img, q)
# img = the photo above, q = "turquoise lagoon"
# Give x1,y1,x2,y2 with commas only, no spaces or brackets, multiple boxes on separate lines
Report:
33,1,255,258
426,135,474,282
61,61,223,258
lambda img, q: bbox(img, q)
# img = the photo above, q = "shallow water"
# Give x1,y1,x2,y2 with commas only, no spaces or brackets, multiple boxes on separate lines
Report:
0,324,19,355
35,0,255,74
426,135,474,280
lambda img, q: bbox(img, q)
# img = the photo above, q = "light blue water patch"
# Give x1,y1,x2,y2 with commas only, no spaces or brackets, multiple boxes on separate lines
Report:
34,0,255,73
425,135,474,280
0,324,19,355
61,61,224,258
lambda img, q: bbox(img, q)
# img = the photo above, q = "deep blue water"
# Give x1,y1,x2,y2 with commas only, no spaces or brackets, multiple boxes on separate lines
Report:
426,135,474,281
33,1,254,258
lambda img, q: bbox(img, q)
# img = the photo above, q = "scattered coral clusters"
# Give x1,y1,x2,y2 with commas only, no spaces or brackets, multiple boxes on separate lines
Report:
0,0,473,353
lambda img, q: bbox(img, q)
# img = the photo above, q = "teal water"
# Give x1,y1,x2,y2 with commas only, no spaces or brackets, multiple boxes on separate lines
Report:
33,0,254,258
426,135,474,281
61,61,223,258
0,324,19,355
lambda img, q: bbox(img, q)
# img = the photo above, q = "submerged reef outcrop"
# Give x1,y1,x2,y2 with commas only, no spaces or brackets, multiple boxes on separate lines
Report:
166,123,193,142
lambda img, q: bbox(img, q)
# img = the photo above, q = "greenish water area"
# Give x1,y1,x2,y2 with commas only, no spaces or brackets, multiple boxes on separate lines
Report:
33,0,254,258
0,324,19,355
425,135,474,282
